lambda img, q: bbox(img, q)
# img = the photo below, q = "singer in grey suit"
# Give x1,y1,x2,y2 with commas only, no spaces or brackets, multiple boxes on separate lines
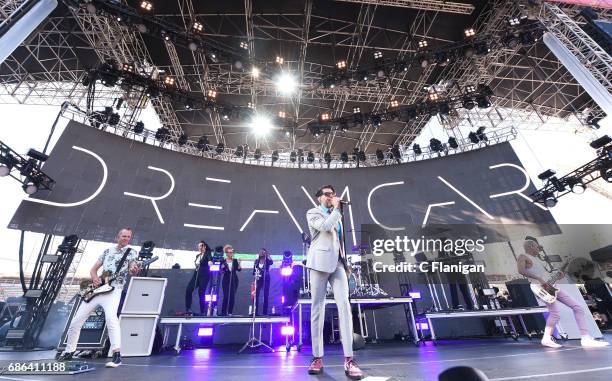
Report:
305,185,362,379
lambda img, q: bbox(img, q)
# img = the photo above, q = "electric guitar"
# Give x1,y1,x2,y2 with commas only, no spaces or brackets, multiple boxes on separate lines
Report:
530,260,571,304
79,256,158,303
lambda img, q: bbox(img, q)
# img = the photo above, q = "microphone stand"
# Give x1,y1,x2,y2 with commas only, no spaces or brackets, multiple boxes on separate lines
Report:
238,267,274,353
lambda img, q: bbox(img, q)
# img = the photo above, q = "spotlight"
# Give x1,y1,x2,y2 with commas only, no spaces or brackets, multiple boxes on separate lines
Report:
504,33,520,49
462,97,475,110
550,177,566,192
508,17,521,26
208,51,219,63
413,144,422,155
320,113,331,122
336,60,347,70
272,150,279,162
275,56,284,65
140,1,153,12
281,326,295,336
376,149,384,161
192,21,204,33
235,145,244,158
215,143,225,154
22,181,38,195
418,40,428,49
448,137,458,149
358,150,366,162
544,192,557,208
122,63,134,73
465,85,476,94
307,151,315,163
254,149,262,160
341,151,349,163
567,177,586,194
373,51,383,59
468,132,480,144
428,92,440,102
429,138,443,152
194,136,208,151
464,28,476,37
419,56,429,68
290,151,297,162
198,327,213,337
178,134,188,146
108,113,120,126
538,169,556,180
164,76,175,86
161,31,171,41
391,145,402,161
601,167,612,183
324,152,332,164
251,67,260,78
247,102,255,109
278,111,286,119
240,41,248,50
250,115,273,136
155,127,170,142
352,107,361,114
389,99,399,108
371,115,381,128
339,120,349,132
275,73,297,94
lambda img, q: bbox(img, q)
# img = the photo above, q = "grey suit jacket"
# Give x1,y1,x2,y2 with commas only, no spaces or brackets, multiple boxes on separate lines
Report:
306,206,346,273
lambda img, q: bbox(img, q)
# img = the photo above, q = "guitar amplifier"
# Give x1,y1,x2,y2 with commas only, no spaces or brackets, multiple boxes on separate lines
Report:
505,279,546,332
57,300,108,352
117,315,158,357
121,277,167,315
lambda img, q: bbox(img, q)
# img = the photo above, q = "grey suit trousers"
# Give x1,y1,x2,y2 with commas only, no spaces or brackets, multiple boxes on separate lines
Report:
309,261,353,358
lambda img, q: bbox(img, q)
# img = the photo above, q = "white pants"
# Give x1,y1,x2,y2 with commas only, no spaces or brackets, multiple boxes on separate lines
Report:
65,287,122,353
309,262,353,358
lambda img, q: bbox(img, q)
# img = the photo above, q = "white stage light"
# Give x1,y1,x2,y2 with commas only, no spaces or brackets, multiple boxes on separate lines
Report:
275,73,297,95
250,115,274,135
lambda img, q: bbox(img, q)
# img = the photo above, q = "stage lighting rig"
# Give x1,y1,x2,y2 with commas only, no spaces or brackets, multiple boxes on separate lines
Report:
464,28,476,38
139,1,153,12
307,151,315,163
530,136,612,206
191,21,204,34
418,40,428,49
413,144,422,155
0,141,54,194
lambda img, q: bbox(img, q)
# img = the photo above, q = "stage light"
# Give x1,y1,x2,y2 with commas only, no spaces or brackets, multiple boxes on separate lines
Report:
373,51,383,60
550,177,566,192
353,107,361,114
323,152,332,165
281,326,295,336
417,322,429,330
320,112,331,122
155,127,170,142
215,143,224,154
140,1,153,12
567,177,586,194
192,21,204,33
589,135,612,150
371,115,381,128
197,135,209,150
358,150,366,162
240,41,248,50
413,144,422,155
275,56,284,65
375,149,384,161
544,192,557,208
462,98,475,110
377,69,386,78
275,73,297,95
204,294,217,302
271,150,279,163
338,151,348,163
235,145,244,157
464,28,476,38
391,144,402,161
476,126,487,141
247,102,255,110
122,63,134,73
278,111,286,119
429,138,443,152
250,115,273,136
408,291,421,299
390,99,399,108
476,95,491,109
307,151,315,163
339,120,349,133
164,76,175,86
207,89,217,99
448,137,458,149
108,112,120,126
254,148,262,160
418,40,428,49
601,167,612,183
289,151,297,162
428,92,439,102
419,56,429,68
198,327,213,337
281,266,293,276
468,131,479,144
22,181,38,195
538,169,556,180
251,67,260,78
336,60,347,70
465,85,476,94
508,17,521,26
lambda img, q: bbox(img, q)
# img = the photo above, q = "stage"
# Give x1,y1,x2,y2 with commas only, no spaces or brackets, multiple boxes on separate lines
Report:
1,334,611,381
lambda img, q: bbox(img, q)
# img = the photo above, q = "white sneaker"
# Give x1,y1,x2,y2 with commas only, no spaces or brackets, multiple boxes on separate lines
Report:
581,336,610,348
541,336,562,348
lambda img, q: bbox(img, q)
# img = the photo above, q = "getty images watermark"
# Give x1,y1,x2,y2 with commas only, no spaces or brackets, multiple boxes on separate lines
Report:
370,235,486,274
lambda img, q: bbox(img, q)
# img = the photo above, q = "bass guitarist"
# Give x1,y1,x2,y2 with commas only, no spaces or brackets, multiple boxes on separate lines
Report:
517,236,608,348
57,228,140,367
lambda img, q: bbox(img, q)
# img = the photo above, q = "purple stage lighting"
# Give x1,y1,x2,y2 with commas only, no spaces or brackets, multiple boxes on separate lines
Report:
281,326,295,336
281,295,285,304
417,322,429,330
198,327,214,336
408,291,421,299
209,263,221,272
281,266,293,276
204,294,217,302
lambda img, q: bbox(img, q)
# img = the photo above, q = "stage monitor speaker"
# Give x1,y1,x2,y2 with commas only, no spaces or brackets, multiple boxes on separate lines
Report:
505,279,546,332
117,315,158,357
57,300,108,352
121,277,167,315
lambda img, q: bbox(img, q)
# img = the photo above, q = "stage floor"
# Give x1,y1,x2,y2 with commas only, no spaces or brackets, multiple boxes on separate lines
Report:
1,334,612,381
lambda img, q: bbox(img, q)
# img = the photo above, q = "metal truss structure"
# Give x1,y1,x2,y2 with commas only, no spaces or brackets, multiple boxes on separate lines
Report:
0,0,608,157
334,0,475,14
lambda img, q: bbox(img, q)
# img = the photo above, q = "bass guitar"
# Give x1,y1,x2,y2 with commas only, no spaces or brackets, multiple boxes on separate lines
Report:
530,259,571,304
79,256,158,303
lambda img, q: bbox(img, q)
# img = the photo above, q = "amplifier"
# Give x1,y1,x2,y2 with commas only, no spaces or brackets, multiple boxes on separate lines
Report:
57,300,108,352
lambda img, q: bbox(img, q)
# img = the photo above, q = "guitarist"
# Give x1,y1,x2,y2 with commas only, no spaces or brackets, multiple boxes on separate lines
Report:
57,228,140,367
517,236,608,348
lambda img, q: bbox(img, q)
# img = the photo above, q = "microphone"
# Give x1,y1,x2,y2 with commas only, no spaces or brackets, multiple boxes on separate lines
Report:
339,200,352,205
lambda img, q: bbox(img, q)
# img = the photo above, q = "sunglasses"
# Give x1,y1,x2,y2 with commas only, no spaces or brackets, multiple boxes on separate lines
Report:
322,192,336,197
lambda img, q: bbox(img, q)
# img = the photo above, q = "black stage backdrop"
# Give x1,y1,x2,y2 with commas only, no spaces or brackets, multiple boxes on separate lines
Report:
9,121,554,253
